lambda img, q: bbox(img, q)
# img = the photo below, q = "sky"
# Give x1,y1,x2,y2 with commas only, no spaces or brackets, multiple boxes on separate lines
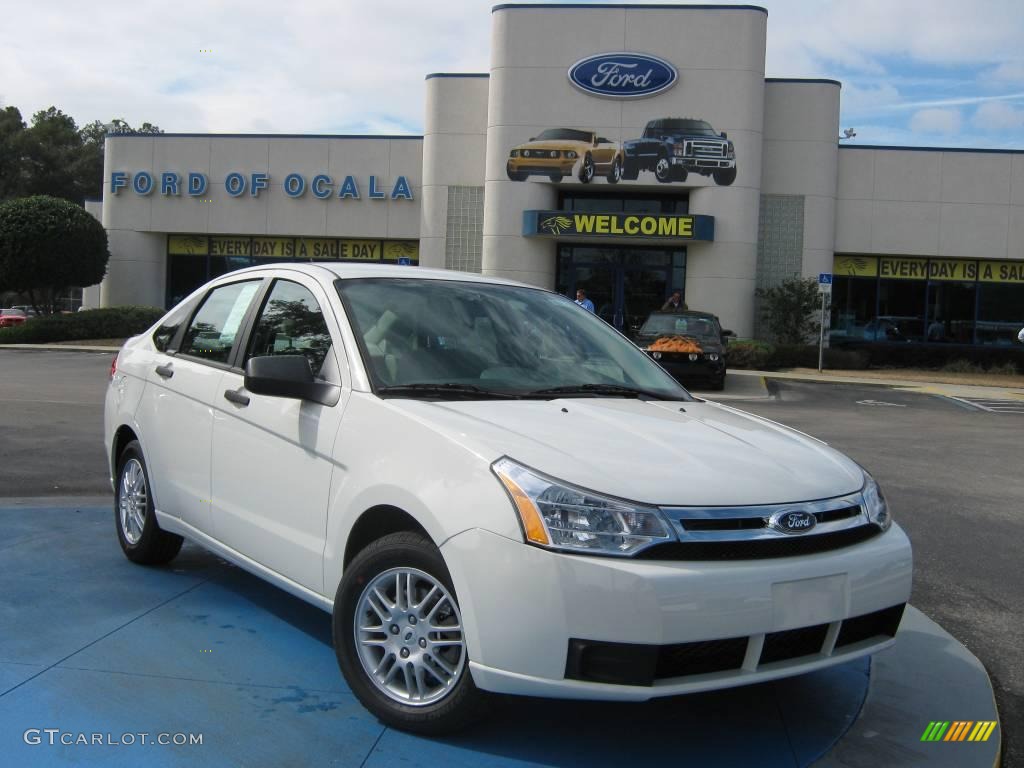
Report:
1,0,1023,149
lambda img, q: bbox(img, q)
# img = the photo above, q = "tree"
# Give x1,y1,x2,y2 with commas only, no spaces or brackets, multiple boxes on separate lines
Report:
0,196,110,314
755,277,821,344
23,108,84,202
0,106,28,199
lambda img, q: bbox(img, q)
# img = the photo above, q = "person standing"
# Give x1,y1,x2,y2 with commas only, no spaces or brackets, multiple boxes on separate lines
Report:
661,289,687,311
574,289,595,313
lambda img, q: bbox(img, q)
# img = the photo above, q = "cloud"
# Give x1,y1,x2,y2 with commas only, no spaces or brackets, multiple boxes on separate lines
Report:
972,101,1024,132
987,61,1024,84
909,108,962,135
840,83,902,118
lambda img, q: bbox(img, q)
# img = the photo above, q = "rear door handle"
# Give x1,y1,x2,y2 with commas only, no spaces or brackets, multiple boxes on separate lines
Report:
223,389,250,407
155,364,174,379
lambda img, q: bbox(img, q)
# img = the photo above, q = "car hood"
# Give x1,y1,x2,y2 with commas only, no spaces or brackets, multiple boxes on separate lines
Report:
390,398,863,506
516,140,587,151
636,335,724,354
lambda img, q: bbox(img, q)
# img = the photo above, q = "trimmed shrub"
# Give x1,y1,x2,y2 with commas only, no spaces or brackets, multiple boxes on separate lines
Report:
0,306,163,344
727,339,774,369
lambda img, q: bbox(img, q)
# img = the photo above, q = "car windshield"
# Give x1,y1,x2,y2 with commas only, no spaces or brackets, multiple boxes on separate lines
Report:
638,314,719,341
533,129,593,143
646,120,717,136
336,278,692,400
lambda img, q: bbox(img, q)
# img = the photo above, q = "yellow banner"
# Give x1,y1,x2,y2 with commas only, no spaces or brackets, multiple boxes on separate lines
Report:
879,257,928,280
382,241,419,262
168,235,208,256
979,260,1024,284
209,236,251,257
297,239,381,260
251,237,295,259
927,259,977,281
833,255,877,278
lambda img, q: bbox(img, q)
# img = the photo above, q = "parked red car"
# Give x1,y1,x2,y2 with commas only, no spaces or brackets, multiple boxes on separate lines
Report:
0,308,28,328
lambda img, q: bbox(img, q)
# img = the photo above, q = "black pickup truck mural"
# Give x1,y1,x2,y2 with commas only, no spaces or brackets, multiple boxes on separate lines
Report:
622,118,737,186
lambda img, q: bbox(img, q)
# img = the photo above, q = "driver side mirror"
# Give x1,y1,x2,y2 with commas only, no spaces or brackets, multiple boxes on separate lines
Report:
720,132,728,139
244,355,341,406
721,329,736,343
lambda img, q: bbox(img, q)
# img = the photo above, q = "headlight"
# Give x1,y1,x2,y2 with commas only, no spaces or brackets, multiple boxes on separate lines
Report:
862,473,892,531
705,353,719,361
492,458,671,556
549,150,558,158
688,353,699,361
509,149,519,158
727,141,735,158
564,150,577,159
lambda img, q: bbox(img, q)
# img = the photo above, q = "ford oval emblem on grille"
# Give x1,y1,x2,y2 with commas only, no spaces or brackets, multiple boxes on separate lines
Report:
769,510,817,535
568,52,678,98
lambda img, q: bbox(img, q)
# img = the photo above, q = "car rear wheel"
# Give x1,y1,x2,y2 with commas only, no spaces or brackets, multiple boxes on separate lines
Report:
606,156,622,184
548,174,563,183
114,440,184,565
333,531,488,734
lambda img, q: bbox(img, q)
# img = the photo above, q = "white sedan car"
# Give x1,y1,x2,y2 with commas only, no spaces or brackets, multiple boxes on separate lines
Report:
105,263,912,733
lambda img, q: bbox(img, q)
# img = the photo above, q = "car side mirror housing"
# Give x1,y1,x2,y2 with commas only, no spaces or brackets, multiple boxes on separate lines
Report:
721,329,736,342
244,355,341,406
528,137,535,142
721,131,728,139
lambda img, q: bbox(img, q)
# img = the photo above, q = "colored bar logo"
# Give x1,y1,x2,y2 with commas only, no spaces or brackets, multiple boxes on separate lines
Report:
921,721,997,742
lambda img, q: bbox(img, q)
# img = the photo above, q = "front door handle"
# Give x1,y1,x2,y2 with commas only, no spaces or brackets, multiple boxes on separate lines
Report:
223,389,250,407
155,364,174,379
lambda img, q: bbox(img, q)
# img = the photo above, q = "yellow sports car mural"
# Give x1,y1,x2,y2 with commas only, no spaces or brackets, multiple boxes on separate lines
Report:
507,129,624,184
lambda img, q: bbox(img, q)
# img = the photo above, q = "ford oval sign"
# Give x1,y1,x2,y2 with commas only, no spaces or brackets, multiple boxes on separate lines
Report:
568,52,677,99
769,510,817,535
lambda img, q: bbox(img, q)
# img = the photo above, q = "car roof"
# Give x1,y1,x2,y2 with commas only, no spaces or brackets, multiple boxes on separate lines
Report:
218,262,535,289
647,310,718,320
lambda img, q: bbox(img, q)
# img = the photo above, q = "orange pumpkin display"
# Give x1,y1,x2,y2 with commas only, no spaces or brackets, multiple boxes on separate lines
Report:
647,335,703,354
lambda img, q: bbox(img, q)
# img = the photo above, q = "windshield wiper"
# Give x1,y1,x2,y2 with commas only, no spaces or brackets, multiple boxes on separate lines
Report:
525,383,684,400
376,383,521,400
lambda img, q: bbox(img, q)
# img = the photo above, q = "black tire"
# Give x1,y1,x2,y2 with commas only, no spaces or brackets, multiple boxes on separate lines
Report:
333,531,489,735
709,374,726,391
671,167,688,182
606,156,622,184
114,440,183,565
578,153,595,183
548,174,563,183
506,162,527,182
622,157,639,180
654,155,673,183
714,167,737,186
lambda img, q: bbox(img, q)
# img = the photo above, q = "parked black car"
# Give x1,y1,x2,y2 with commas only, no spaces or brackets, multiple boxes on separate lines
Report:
633,311,732,390
622,118,736,185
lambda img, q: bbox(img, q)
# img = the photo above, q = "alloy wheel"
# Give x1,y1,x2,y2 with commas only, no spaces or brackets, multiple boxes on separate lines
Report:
354,567,466,706
118,458,147,545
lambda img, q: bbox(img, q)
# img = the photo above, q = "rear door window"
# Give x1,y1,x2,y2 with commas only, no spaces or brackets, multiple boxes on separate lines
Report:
179,281,262,364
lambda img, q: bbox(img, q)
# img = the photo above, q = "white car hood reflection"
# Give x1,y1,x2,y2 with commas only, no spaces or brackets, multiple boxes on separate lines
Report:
390,397,864,507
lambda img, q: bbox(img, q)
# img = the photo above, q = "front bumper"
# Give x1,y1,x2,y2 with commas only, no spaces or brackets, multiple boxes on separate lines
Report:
508,158,576,175
646,352,725,382
672,157,736,170
442,524,912,701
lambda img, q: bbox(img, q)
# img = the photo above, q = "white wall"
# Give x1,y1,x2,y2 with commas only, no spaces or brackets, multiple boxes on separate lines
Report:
420,75,489,269
835,148,1024,262
762,80,840,279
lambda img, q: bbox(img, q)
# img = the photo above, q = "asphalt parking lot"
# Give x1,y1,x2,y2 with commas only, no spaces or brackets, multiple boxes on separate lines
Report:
0,349,1019,764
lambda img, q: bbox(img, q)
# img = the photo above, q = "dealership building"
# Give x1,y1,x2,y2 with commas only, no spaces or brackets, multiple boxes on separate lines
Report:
88,3,1024,345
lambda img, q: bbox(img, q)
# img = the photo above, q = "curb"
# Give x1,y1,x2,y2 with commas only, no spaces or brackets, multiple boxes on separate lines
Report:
0,344,121,352
731,369,1024,401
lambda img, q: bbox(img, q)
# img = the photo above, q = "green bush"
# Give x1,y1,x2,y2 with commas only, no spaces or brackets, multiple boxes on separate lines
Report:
0,306,163,344
727,339,775,369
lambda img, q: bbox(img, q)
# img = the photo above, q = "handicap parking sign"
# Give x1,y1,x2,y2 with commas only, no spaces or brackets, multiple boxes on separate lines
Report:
398,257,411,266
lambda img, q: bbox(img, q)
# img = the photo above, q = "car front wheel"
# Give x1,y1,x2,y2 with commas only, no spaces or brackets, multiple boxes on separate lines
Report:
333,531,488,734
578,154,595,183
115,440,183,564
655,156,672,183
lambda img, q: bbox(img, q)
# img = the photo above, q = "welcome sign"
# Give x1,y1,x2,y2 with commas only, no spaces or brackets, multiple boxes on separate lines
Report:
523,210,714,241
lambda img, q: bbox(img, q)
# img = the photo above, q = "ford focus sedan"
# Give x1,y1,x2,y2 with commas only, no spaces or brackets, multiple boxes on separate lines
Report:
104,263,912,734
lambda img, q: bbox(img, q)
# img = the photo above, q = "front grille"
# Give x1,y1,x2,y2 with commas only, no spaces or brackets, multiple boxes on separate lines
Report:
691,140,726,157
636,524,882,561
760,623,829,664
835,604,905,648
677,505,861,533
656,637,748,678
565,603,905,688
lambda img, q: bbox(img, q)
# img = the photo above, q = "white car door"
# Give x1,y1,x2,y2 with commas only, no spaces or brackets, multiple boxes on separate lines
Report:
136,278,263,533
210,273,350,593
